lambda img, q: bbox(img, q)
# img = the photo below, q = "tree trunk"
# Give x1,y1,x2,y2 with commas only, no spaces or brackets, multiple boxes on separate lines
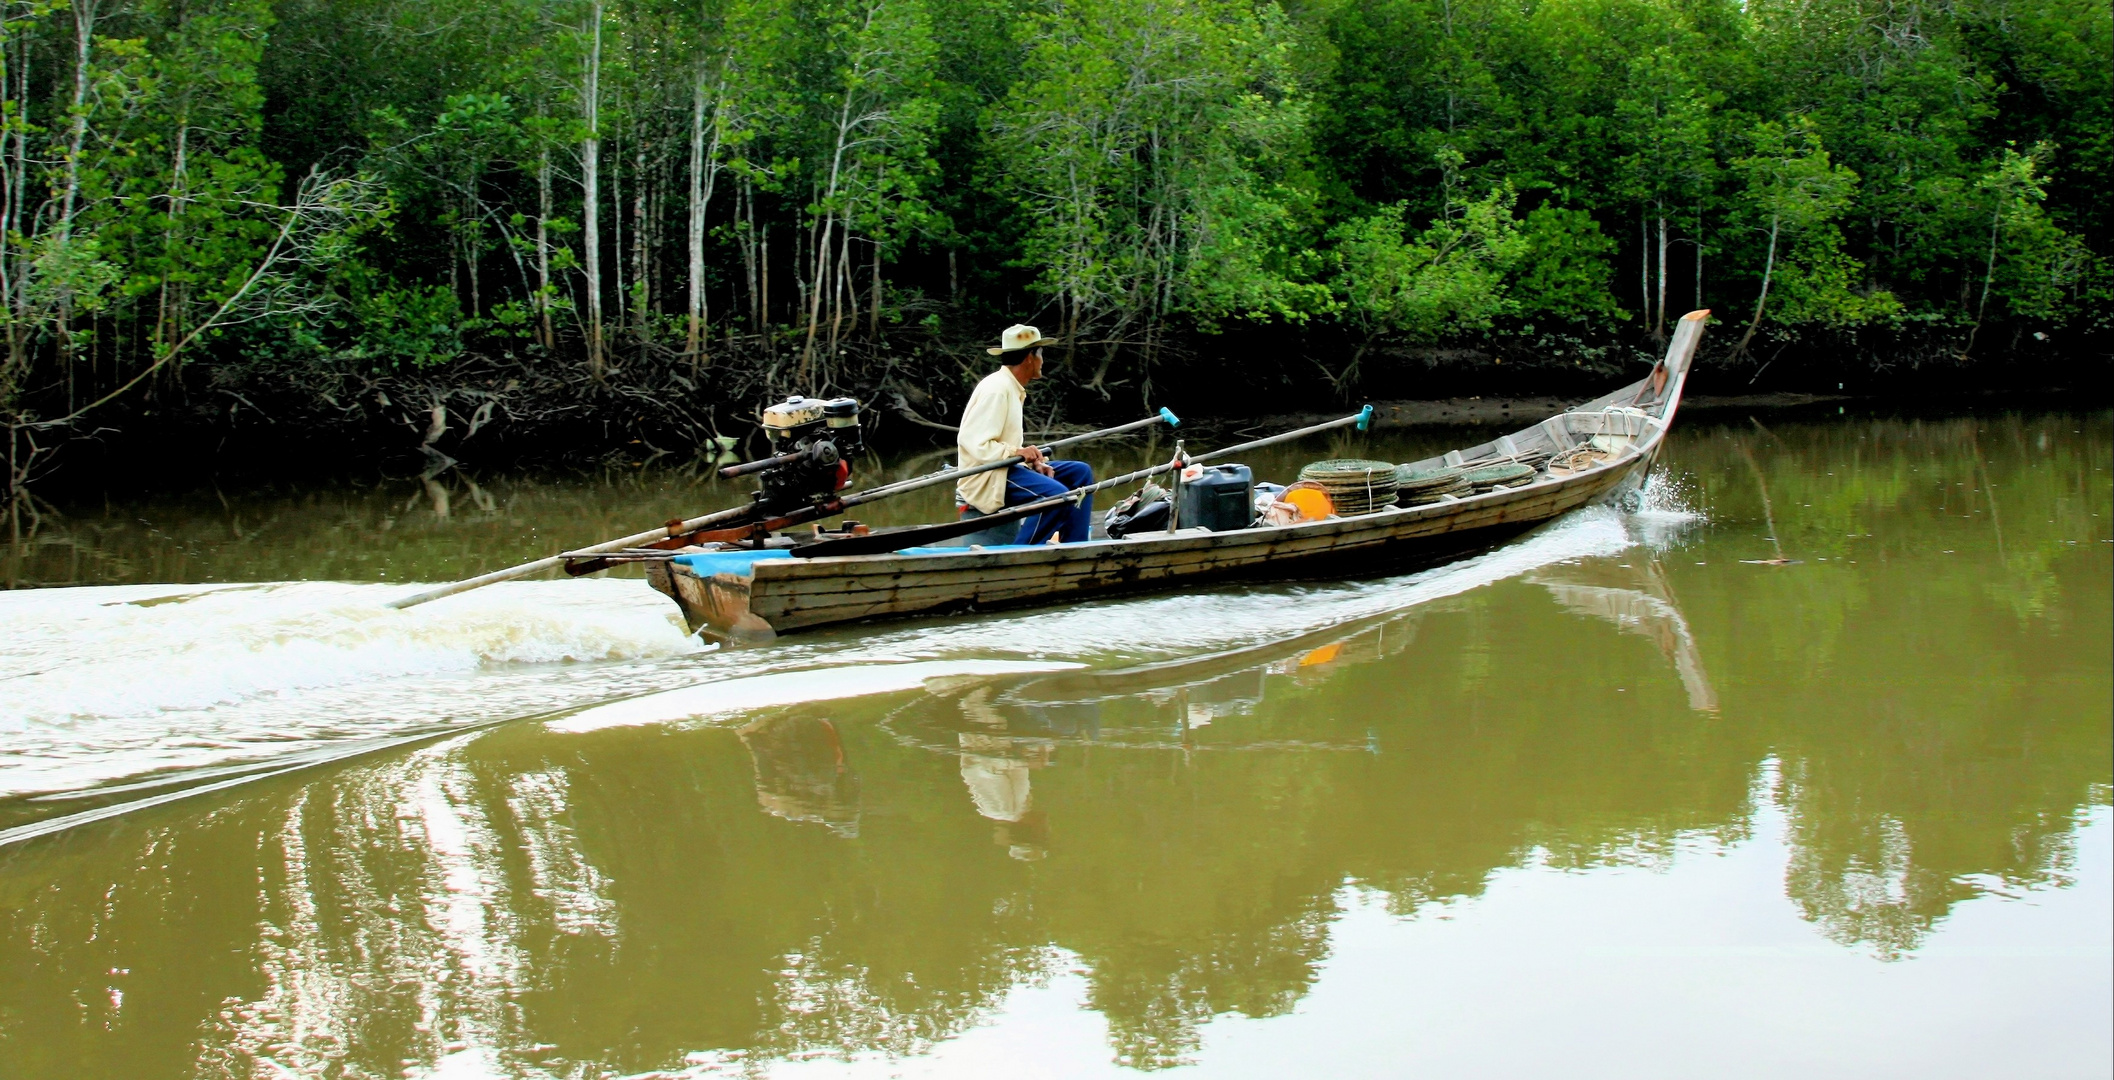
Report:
1063,292,1077,371
632,140,648,340
1,39,28,380
685,66,725,363
1734,216,1781,358
56,0,99,394
645,162,659,316
1693,228,1702,312
610,126,624,335
827,222,851,359
536,146,554,350
739,181,757,334
795,218,809,368
1963,196,2005,358
466,189,481,316
802,212,831,382
154,123,190,358
686,66,708,360
1654,211,1668,342
58,0,95,238
760,221,771,357
868,238,881,339
800,85,859,378
1975,200,2002,326
580,0,605,378
1638,211,1648,330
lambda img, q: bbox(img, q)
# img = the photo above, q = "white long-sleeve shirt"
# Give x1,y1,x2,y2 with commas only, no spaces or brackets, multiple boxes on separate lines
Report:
956,366,1027,513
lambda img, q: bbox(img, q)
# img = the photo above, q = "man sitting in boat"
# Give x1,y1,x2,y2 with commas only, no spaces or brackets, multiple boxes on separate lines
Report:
958,324,1096,544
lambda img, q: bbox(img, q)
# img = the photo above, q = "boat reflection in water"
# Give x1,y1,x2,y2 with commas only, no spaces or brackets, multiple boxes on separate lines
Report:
737,715,863,837
1530,554,1718,714
956,688,1055,860
726,521,1728,868
892,552,1713,765
889,621,1416,761
887,533,1731,885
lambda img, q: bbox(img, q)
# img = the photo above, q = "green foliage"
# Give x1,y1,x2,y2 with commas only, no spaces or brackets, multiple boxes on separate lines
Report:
1614,47,1715,215
1729,119,1896,342
1770,228,1899,328
1511,206,1624,322
1972,145,2088,323
25,236,124,316
1735,120,1857,241
342,282,466,369
1331,182,1528,344
4,0,2110,454
993,0,1326,360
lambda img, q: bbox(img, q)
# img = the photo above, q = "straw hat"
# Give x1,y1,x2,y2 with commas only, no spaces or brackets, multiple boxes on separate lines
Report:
987,323,1061,355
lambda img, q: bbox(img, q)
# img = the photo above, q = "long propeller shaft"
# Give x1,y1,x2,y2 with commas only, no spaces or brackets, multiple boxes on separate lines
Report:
385,407,1179,610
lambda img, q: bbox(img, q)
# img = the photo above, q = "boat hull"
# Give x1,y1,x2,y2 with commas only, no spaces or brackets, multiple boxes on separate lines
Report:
647,309,1707,643
651,446,1643,642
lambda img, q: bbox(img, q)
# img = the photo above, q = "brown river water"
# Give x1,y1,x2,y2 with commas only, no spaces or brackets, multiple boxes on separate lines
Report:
1,408,2108,1078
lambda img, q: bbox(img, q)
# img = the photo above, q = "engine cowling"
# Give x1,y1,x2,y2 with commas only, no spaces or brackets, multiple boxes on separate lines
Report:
750,396,863,514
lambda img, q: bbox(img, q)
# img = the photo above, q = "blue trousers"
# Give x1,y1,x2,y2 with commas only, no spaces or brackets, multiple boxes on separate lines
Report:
1005,459,1096,545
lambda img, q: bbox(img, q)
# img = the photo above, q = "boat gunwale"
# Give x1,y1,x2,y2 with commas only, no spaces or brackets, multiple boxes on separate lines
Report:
745,421,1656,581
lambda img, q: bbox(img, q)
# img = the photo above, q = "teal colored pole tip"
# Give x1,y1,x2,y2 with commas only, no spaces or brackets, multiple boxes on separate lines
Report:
1158,407,1181,428
1356,404,1374,431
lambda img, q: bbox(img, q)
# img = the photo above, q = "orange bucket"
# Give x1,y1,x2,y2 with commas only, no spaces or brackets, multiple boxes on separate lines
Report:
1281,482,1334,521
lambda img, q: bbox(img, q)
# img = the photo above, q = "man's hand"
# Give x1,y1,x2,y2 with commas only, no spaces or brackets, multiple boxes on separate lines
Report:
1020,444,1055,477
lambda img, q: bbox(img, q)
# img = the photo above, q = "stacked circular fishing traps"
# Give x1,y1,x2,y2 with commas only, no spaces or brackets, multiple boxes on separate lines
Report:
1296,459,1399,516
1461,461,1538,492
1394,454,1545,506
1393,464,1471,505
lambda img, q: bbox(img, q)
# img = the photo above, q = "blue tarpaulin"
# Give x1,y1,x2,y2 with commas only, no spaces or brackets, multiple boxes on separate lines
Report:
668,549,794,577
671,543,1053,577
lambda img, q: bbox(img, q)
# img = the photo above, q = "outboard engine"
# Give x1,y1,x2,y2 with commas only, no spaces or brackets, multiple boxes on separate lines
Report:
721,396,865,515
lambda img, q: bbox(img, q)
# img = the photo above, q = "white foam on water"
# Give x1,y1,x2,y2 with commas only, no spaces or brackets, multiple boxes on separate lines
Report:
0,578,703,797
1636,468,1706,523
0,578,699,723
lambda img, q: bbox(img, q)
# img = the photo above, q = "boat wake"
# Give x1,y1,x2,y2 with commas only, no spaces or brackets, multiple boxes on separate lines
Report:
1,487,1701,838
0,578,704,798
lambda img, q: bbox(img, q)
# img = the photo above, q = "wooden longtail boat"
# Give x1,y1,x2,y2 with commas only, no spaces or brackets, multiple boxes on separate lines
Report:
648,310,1709,643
